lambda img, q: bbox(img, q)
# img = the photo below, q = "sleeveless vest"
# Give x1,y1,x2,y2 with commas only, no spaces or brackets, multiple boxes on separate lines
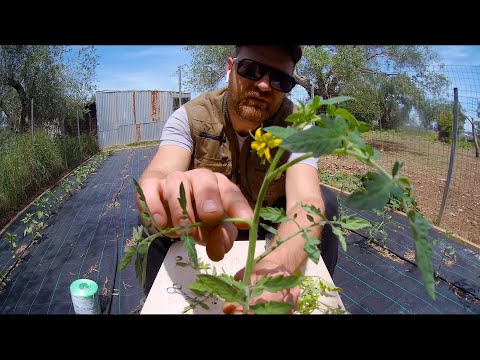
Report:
183,87,297,207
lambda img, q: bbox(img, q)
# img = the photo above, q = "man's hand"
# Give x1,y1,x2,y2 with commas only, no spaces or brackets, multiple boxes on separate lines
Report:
138,168,253,261
222,259,301,314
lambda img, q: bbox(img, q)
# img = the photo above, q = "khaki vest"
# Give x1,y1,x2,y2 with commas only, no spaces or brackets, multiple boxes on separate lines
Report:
183,87,297,207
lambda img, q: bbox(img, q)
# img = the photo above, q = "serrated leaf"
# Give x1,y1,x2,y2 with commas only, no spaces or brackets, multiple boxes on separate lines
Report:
189,274,245,303
408,211,435,300
263,126,298,140
345,172,402,210
181,233,198,268
134,255,142,284
338,215,371,231
260,207,290,223
250,301,293,314
282,118,348,157
303,233,321,264
332,226,347,252
321,96,354,105
299,203,324,218
306,214,314,223
255,274,305,294
178,182,187,213
141,254,148,288
119,246,137,270
259,223,278,235
346,130,367,148
133,178,151,215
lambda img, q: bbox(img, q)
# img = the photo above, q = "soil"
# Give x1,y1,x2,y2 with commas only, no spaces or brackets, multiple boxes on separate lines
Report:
318,132,480,247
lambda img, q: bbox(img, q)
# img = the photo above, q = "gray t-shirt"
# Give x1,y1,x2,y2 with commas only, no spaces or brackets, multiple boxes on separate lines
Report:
160,106,318,169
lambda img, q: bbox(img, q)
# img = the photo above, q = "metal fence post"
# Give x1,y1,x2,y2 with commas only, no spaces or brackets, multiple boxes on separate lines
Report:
77,109,83,160
436,87,459,226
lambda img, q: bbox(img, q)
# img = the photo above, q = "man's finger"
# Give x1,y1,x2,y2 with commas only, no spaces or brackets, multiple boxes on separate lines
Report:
187,169,225,224
137,177,168,229
205,223,238,261
164,171,196,237
215,173,253,230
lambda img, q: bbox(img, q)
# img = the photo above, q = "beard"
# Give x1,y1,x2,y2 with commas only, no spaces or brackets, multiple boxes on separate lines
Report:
229,87,282,126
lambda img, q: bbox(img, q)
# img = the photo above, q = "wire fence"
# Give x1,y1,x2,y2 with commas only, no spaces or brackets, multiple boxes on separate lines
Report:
287,65,480,246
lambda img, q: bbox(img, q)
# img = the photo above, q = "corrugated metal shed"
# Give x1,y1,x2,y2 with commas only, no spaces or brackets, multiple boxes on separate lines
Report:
96,90,190,148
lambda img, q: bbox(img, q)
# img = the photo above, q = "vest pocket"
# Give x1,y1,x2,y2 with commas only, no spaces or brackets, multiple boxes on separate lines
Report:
193,155,232,177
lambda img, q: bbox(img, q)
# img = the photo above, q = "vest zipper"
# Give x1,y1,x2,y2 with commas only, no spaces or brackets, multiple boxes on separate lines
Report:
199,131,227,143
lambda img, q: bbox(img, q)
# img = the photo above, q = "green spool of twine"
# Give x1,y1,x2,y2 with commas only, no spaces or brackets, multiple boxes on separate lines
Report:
70,279,100,314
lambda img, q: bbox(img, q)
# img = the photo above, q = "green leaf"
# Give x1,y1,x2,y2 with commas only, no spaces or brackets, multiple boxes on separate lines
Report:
260,207,290,223
189,274,245,303
175,261,189,267
134,255,142,285
255,274,305,294
345,172,402,210
181,233,198,268
282,117,348,157
357,121,372,133
141,254,148,288
408,211,435,300
119,246,137,270
321,96,354,105
133,178,150,214
250,301,293,314
284,112,304,123
259,223,278,235
299,203,324,218
392,161,403,178
338,215,371,231
333,108,360,130
178,182,187,214
303,233,321,264
263,126,298,140
332,227,347,252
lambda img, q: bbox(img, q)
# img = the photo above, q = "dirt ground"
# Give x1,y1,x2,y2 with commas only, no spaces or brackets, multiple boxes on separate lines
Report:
319,131,480,247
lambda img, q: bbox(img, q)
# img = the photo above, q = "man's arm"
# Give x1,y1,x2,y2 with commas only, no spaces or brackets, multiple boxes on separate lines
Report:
262,163,325,274
137,108,253,260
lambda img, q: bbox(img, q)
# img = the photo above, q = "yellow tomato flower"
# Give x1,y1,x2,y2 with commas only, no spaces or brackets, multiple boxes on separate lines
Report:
251,128,282,163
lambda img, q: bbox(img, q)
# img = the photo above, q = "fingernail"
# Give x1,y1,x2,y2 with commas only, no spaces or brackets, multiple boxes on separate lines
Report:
203,200,218,213
153,214,164,227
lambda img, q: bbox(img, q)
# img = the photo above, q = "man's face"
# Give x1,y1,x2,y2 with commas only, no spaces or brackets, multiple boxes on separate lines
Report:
227,46,295,128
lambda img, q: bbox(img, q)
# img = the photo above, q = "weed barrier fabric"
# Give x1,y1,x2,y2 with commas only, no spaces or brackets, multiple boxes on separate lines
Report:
0,147,158,314
334,233,480,314
1,145,479,314
338,195,480,299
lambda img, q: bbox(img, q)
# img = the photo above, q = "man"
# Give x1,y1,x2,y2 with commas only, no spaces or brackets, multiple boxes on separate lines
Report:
138,45,338,313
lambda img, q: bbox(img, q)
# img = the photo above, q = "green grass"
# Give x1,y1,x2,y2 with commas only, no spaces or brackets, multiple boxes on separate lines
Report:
0,129,99,218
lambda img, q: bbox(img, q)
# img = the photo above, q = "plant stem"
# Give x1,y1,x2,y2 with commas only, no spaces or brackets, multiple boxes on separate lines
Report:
159,218,252,236
242,148,285,287
254,223,319,264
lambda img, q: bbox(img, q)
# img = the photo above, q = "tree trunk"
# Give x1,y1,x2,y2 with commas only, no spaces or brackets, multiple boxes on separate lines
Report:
7,77,29,132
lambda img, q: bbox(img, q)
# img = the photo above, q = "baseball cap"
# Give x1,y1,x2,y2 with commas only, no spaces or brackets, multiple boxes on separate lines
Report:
235,45,302,64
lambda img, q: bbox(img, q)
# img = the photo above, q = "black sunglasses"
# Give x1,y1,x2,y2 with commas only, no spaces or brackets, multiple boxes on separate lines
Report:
233,58,296,93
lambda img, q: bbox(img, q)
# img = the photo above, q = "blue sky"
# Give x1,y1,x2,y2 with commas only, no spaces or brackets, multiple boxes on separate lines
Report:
95,45,480,117
95,45,480,92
